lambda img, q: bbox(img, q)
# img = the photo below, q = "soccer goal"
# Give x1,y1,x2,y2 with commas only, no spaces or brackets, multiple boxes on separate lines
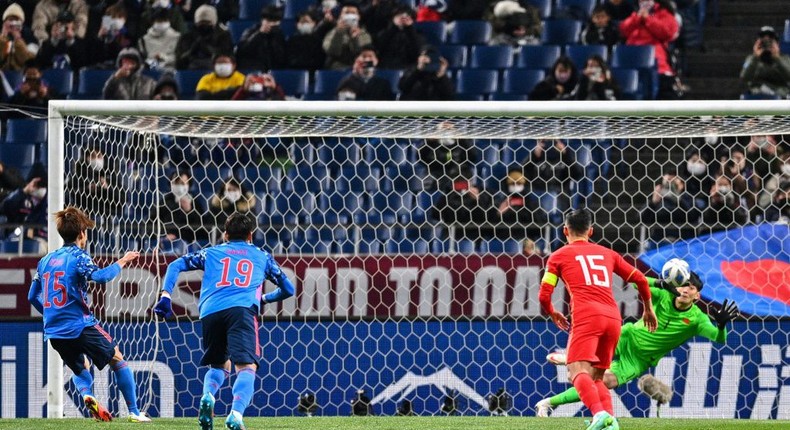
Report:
44,100,790,419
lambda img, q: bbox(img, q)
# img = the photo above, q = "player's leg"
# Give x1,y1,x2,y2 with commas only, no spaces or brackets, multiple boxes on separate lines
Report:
199,311,231,430
536,366,622,417
565,319,615,430
225,306,261,430
591,318,622,429
51,335,112,422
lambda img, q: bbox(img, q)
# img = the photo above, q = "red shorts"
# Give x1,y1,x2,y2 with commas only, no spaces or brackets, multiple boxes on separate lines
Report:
566,316,621,369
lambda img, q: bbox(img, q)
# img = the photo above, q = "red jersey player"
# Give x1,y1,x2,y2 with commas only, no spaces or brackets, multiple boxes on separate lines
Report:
539,209,657,430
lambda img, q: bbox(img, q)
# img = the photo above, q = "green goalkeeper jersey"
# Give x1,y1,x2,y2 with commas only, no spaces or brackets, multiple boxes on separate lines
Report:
621,278,727,367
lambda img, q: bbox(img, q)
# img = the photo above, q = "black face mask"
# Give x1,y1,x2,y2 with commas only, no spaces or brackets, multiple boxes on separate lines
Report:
196,24,213,35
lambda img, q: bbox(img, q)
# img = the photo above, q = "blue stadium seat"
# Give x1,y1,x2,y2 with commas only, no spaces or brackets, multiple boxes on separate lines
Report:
227,19,256,44
784,19,790,42
473,139,502,165
455,69,499,95
456,238,476,254
269,193,307,225
437,45,468,69
295,227,332,254
239,165,284,194
42,69,73,97
517,45,561,70
239,0,278,20
363,138,415,167
271,69,309,96
385,227,430,255
449,20,492,45
454,93,487,100
525,0,552,19
5,118,47,143
77,69,115,98
490,93,528,101
470,45,514,69
377,69,404,94
175,69,209,98
541,19,582,45
555,0,596,20
302,92,334,100
610,68,640,100
336,165,380,193
501,68,545,94
740,93,782,100
4,70,21,91
415,21,446,46
385,164,426,192
501,139,535,165
313,69,349,95
356,227,390,254
357,192,396,225
317,138,361,171
284,165,329,194
279,18,297,38
289,138,317,165
0,144,35,169
611,45,656,99
284,0,314,19
480,238,521,254
564,44,608,68
0,239,40,254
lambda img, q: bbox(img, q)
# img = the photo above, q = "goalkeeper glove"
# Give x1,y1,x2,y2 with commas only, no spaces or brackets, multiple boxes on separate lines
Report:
654,278,680,297
153,296,173,319
711,299,739,329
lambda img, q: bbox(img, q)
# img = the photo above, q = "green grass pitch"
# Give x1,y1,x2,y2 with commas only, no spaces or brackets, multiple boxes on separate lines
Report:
1,417,788,430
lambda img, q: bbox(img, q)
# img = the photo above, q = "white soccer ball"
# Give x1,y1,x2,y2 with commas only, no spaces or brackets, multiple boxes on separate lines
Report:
661,258,691,287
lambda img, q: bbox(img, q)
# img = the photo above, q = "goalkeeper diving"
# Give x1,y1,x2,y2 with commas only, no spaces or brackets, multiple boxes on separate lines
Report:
535,271,739,417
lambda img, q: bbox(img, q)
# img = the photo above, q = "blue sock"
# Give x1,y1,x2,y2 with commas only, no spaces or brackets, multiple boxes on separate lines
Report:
230,368,256,415
72,369,94,398
111,360,140,415
203,367,229,397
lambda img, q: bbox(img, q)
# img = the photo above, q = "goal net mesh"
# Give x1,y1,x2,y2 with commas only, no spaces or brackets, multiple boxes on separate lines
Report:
53,104,790,419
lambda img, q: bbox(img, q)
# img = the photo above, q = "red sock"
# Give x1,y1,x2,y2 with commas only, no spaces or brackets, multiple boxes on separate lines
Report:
572,373,603,415
595,380,613,415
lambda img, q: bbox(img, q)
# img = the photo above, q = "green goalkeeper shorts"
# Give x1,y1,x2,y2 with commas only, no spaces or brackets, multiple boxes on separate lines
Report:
609,332,651,386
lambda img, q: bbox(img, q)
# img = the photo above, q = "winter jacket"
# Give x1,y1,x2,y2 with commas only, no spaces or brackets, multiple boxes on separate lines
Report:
35,36,90,70
375,24,422,69
322,27,372,70
139,26,181,70
32,0,89,43
175,26,233,70
398,68,455,101
0,35,34,71
102,48,156,100
236,26,287,71
619,6,679,75
740,54,790,98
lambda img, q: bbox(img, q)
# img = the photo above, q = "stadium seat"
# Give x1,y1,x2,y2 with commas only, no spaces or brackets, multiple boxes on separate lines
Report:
4,70,21,91
500,139,531,164
385,227,430,255
239,165,284,194
541,19,582,45
336,165,380,193
564,44,608,68
228,19,256,44
239,0,278,20
473,139,502,165
555,0,596,20
740,93,782,100
376,69,404,95
279,19,297,38
415,21,447,46
296,227,332,254
363,138,415,167
785,19,790,43
271,69,309,96
501,69,545,94
611,45,656,99
284,165,329,194
77,69,114,98
449,20,492,45
480,238,521,254
490,93,528,101
269,193,307,226
456,238,476,254
437,45,468,69
313,69,349,95
5,118,47,143
284,0,314,19
0,239,40,254
0,143,36,169
517,45,561,70
610,68,640,100
317,138,361,171
42,69,73,97
525,0,552,19
175,69,209,99
455,69,499,95
356,227,390,254
470,45,514,69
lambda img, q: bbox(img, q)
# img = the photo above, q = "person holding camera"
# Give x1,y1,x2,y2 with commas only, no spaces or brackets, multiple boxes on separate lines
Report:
0,3,34,71
398,45,454,100
701,174,749,234
322,3,372,70
138,7,180,70
375,5,422,69
8,64,49,111
575,54,620,101
641,168,698,246
740,26,790,99
0,163,48,242
236,5,286,71
102,47,156,100
335,45,394,100
35,10,89,70
232,72,285,101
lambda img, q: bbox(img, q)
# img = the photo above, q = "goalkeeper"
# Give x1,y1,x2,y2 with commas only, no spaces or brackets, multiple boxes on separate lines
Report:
535,271,739,417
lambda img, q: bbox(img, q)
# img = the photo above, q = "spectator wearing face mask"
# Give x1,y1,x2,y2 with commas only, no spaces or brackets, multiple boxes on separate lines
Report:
0,163,48,241
179,0,238,26
575,55,620,101
208,178,257,227
680,150,713,207
103,47,156,99
398,45,454,101
489,1,542,47
6,64,49,116
195,53,244,100
152,71,179,99
493,168,547,240
140,0,187,34
641,169,699,246
0,3,34,71
32,0,89,44
232,72,285,101
701,174,748,233
763,182,790,223
236,5,287,71
758,151,790,211
67,148,125,217
740,26,790,99
418,122,477,191
138,7,180,70
581,6,619,50
154,171,208,243
335,45,394,101
285,11,328,71
529,56,579,100
374,5,422,69
175,4,232,69
322,3,372,69
91,1,135,68
35,10,89,70
430,175,495,241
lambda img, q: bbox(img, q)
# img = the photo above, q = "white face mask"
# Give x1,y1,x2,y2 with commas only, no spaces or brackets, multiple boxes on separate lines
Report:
89,158,104,170
111,18,126,31
32,188,47,199
753,137,769,147
686,161,706,176
782,163,790,176
214,63,233,78
249,82,264,92
297,22,315,34
154,0,171,8
322,0,337,10
225,190,241,203
508,184,525,194
704,135,718,145
337,90,356,101
438,138,455,145
341,13,359,27
171,184,189,198
718,185,731,195
152,21,170,33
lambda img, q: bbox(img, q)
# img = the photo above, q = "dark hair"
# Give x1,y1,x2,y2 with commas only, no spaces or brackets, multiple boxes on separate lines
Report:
358,44,377,56
213,52,236,64
586,54,608,72
591,5,608,16
151,7,170,22
260,5,283,20
564,208,593,235
687,271,703,291
55,206,96,242
225,212,256,240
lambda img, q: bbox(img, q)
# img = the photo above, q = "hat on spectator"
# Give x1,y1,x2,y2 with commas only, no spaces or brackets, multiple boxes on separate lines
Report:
758,25,778,40
56,9,75,23
194,4,218,26
3,3,24,22
260,5,283,21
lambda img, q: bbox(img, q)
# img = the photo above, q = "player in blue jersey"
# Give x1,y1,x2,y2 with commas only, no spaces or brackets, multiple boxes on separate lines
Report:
27,207,151,422
153,212,296,430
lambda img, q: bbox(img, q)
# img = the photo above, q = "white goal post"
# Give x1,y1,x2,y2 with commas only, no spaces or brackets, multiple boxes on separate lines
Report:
44,100,790,419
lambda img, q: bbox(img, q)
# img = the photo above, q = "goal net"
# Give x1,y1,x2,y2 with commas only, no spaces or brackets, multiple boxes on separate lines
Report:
45,100,790,420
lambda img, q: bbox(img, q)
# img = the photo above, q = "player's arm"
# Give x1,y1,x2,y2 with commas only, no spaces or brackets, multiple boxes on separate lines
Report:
539,255,569,330
154,250,206,318
27,271,44,314
614,254,657,332
700,299,739,343
76,250,140,283
260,253,295,305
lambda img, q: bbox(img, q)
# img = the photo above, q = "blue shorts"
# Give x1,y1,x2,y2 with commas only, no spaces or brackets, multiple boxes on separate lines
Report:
50,324,117,374
200,306,260,367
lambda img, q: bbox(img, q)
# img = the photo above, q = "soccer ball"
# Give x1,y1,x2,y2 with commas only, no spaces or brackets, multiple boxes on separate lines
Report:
661,258,691,287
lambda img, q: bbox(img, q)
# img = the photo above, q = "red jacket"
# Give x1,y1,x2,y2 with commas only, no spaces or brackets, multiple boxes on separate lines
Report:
619,6,679,75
